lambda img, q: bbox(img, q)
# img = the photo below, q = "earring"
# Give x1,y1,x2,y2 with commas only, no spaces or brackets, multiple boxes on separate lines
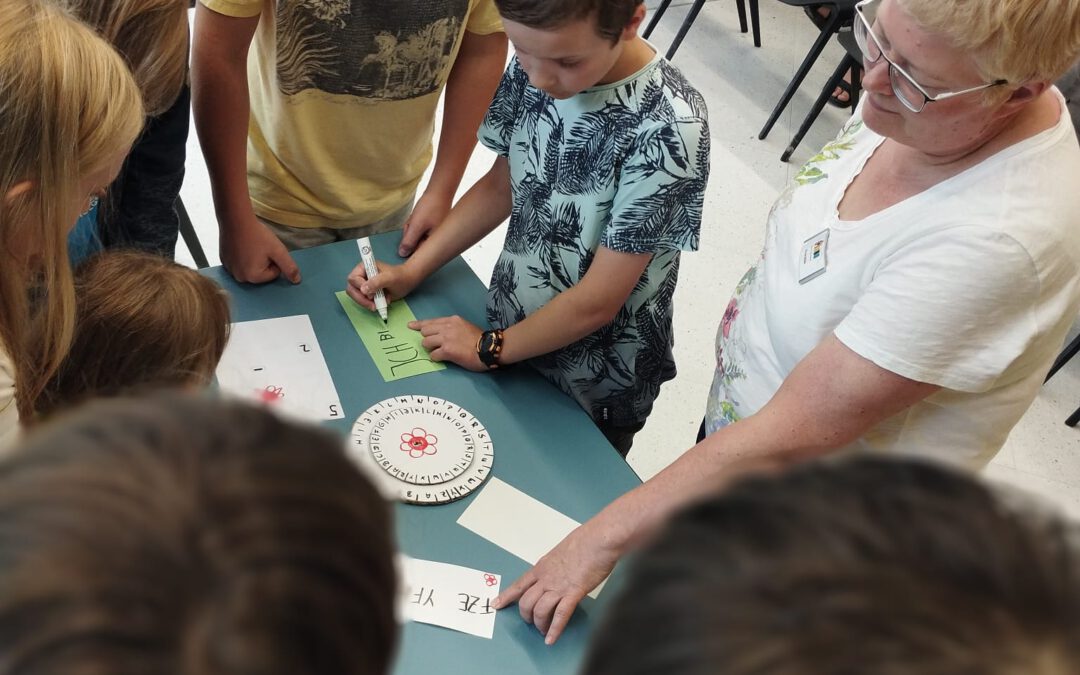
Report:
79,195,99,218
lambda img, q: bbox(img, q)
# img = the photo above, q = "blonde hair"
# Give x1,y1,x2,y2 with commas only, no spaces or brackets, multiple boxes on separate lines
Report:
0,0,144,422
899,0,1080,85
35,251,232,417
58,0,189,115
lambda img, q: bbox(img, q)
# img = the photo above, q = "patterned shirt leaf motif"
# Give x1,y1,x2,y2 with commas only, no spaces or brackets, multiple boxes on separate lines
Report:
794,119,863,185
479,56,710,426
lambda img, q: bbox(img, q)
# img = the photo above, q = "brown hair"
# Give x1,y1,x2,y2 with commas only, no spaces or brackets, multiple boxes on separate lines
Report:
34,250,231,417
584,456,1080,675
0,393,398,675
0,0,144,422
58,0,189,115
494,0,643,42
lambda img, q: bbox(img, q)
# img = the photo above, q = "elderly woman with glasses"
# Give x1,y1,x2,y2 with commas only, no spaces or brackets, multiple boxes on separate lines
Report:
493,0,1080,645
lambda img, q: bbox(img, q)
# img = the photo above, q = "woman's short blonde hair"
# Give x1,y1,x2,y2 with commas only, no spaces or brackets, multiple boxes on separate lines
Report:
58,0,189,116
900,0,1080,85
0,0,144,421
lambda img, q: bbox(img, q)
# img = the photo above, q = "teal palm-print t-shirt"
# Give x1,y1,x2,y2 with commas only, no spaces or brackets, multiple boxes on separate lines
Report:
478,53,710,427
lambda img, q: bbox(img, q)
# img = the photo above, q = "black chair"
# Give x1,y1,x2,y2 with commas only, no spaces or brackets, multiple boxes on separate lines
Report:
643,0,761,59
759,0,859,144
1044,331,1080,426
176,196,210,269
780,29,863,161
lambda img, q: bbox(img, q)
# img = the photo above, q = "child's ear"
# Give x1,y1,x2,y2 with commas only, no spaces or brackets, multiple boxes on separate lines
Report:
622,3,647,40
4,181,34,207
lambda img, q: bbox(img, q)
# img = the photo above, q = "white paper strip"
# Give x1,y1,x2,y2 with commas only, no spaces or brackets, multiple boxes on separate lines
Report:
399,556,501,639
457,477,605,599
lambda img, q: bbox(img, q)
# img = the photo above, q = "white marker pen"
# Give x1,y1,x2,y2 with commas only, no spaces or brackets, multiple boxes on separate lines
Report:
358,237,388,323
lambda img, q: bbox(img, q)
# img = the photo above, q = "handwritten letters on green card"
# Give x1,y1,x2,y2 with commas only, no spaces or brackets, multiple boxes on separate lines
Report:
335,291,446,382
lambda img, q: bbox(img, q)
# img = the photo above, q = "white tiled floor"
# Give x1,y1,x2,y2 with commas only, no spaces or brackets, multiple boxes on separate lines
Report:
179,1,1080,518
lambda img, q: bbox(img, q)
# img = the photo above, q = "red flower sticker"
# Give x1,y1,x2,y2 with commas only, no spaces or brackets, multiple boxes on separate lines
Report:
400,427,439,458
483,573,498,587
259,385,284,403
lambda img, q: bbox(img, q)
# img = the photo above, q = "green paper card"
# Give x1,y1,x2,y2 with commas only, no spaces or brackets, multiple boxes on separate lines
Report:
335,291,446,382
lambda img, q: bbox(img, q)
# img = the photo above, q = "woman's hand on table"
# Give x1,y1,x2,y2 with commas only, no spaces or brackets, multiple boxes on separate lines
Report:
345,261,419,310
408,316,487,372
493,523,619,645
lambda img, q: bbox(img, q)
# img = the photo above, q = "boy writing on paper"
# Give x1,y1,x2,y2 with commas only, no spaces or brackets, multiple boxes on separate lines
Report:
346,0,710,456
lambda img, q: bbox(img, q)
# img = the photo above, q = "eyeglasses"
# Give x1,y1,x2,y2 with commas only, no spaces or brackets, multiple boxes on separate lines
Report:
853,0,1007,113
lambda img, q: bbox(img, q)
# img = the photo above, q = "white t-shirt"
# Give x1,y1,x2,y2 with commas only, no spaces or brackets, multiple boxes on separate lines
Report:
0,344,19,453
707,91,1080,469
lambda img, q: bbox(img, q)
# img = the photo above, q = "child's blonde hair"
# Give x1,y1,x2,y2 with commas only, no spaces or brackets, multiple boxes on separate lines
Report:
58,0,189,115
0,0,144,421
35,251,232,416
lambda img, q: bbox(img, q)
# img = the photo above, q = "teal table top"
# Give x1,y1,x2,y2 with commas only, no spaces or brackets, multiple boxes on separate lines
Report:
202,234,641,674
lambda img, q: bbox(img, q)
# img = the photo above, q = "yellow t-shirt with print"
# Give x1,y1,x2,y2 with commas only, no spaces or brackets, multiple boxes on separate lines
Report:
199,0,502,229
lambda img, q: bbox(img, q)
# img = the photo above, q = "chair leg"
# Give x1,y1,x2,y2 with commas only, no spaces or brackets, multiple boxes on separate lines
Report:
782,54,856,162
643,0,674,39
176,197,210,269
1066,404,1080,427
759,10,843,139
665,0,708,60
849,63,862,110
749,0,761,47
1046,331,1080,382
736,0,748,34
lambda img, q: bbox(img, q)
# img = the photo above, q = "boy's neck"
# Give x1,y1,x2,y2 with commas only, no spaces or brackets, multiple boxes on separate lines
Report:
596,36,656,86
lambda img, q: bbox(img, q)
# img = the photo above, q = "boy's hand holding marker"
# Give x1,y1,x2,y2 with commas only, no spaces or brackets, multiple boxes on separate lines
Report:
357,238,389,322
346,254,490,372
345,259,420,314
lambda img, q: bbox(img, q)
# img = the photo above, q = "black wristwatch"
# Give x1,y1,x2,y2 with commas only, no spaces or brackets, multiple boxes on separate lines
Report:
476,328,504,369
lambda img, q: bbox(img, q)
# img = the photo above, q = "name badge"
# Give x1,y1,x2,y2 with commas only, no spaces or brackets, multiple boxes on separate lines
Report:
798,228,830,284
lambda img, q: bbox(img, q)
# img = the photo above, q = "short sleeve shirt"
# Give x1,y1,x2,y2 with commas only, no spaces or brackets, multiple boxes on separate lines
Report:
479,53,710,426
707,91,1080,468
199,0,502,229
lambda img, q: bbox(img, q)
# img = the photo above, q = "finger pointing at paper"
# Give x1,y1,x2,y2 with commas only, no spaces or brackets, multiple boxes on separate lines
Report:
409,316,486,372
493,523,619,645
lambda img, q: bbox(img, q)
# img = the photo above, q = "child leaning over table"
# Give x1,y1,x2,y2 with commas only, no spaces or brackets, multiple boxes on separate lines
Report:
347,0,710,456
32,251,231,419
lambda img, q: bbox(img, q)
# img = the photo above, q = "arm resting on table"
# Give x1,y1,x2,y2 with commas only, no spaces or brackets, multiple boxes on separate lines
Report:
498,333,940,644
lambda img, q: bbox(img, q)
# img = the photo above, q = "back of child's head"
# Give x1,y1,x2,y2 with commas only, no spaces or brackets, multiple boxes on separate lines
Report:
35,250,231,416
57,0,189,115
0,393,398,675
493,0,643,42
584,456,1080,675
0,0,144,418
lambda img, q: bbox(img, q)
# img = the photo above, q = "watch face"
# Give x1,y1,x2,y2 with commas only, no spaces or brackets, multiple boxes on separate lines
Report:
478,331,498,366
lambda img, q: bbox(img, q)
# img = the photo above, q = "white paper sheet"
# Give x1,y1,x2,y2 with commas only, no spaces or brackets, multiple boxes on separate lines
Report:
398,556,501,639
457,477,605,599
215,315,344,422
